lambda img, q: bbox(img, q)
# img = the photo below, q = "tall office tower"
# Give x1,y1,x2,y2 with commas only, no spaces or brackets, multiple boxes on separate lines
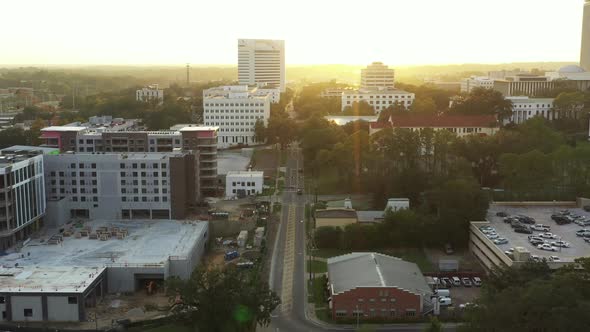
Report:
361,62,395,90
238,39,285,92
581,1,590,71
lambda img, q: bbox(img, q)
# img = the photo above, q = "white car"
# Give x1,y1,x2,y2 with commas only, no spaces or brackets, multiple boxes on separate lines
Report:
549,256,561,262
537,243,558,252
486,233,499,239
551,241,570,248
531,224,550,231
539,232,557,239
493,238,508,245
439,297,452,306
530,254,541,262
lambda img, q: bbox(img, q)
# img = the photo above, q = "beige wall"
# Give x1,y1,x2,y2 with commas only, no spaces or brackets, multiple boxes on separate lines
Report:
316,218,357,228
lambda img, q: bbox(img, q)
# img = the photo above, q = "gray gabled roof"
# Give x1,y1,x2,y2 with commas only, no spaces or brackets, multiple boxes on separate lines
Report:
327,252,432,296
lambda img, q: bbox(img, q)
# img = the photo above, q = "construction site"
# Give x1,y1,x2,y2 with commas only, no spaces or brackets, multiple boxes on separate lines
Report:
0,219,208,323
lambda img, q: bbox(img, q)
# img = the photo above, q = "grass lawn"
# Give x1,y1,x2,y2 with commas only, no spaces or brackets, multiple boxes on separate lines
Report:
311,248,434,272
305,259,327,273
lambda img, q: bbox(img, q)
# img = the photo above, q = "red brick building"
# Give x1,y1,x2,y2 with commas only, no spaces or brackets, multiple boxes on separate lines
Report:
327,253,433,320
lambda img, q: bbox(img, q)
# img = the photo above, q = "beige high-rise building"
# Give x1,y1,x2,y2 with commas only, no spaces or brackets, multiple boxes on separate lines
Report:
361,62,395,89
581,1,590,71
238,39,285,92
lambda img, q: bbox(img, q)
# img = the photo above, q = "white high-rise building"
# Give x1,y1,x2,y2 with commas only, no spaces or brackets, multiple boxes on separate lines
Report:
581,1,590,71
203,85,271,148
238,39,285,92
136,84,164,105
361,62,395,89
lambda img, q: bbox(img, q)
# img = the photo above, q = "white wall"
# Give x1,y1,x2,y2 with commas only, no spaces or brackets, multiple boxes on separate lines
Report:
226,174,263,198
47,296,79,321
11,296,43,321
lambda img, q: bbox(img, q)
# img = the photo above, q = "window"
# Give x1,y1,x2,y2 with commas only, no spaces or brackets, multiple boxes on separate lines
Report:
122,197,126,202
24,309,33,317
335,310,347,317
120,163,125,169
358,298,364,302
369,298,375,303
120,172,125,177
0,296,4,304
91,163,96,169
405,309,416,317
390,309,396,317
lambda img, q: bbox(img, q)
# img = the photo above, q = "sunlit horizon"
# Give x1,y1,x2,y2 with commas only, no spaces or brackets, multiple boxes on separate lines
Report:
0,0,585,66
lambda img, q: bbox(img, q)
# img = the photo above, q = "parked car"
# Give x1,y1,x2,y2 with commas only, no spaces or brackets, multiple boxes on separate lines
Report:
439,297,452,306
531,224,551,232
496,211,508,217
472,276,482,287
514,226,533,234
435,289,450,297
529,238,545,246
552,215,572,225
540,232,557,239
441,277,453,288
576,229,590,237
515,215,535,224
461,277,473,287
493,237,508,245
551,240,570,248
585,237,590,243
486,233,499,239
504,247,515,257
530,254,541,262
537,243,558,252
452,276,461,287
503,217,515,224
511,220,524,228
549,256,561,262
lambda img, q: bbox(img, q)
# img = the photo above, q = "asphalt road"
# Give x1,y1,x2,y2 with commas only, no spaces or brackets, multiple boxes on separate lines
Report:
264,145,459,332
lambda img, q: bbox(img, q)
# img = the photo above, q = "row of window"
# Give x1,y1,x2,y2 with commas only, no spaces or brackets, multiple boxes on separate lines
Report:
345,95,411,99
50,187,97,194
513,104,552,108
204,115,262,120
120,163,167,169
121,179,167,186
122,188,167,194
205,102,264,107
358,297,396,303
231,181,257,187
50,171,96,177
204,109,264,114
204,125,254,133
50,180,97,187
122,196,168,202
120,171,167,178
67,163,97,169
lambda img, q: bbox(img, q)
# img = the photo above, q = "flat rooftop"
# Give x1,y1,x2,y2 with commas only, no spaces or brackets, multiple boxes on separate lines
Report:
226,171,263,178
0,266,105,293
486,204,590,262
0,220,208,268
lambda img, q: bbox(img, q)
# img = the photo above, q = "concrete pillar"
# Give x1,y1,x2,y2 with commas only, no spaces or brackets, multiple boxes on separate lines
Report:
5,295,12,321
41,295,48,321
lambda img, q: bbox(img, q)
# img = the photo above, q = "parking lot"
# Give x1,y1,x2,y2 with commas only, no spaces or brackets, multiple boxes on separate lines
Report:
487,204,590,262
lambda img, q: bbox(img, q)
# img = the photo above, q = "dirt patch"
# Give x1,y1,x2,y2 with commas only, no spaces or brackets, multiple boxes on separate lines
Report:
251,148,279,179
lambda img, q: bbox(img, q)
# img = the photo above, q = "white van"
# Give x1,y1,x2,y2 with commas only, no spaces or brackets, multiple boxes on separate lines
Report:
439,297,452,306
435,289,451,297
452,276,461,286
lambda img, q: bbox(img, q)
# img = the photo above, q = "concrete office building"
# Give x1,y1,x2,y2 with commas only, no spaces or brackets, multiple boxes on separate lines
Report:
460,76,494,93
493,74,554,97
505,96,556,124
202,85,270,148
581,1,590,71
136,84,164,105
225,171,263,198
43,152,197,223
238,39,285,92
327,253,432,320
39,123,218,196
0,266,106,322
361,62,395,89
341,89,415,113
0,151,46,250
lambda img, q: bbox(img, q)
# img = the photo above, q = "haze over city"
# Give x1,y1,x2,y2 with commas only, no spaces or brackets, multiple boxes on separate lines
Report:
0,0,584,66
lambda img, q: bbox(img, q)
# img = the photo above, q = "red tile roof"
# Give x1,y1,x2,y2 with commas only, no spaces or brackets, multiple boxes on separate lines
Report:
370,114,497,129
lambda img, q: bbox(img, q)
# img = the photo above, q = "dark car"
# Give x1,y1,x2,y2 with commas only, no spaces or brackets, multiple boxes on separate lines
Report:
584,205,590,212
496,211,508,217
510,220,524,228
552,215,572,225
515,226,533,234
516,215,535,224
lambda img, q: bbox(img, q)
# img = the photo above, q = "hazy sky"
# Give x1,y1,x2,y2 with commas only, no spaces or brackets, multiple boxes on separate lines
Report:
0,0,585,66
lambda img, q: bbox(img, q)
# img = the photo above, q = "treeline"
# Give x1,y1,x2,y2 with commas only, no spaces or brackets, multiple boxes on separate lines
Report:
461,258,590,331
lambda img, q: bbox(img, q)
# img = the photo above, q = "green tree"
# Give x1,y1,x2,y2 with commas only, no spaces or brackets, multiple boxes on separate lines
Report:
314,226,343,249
253,119,266,143
450,87,512,122
411,96,437,114
423,316,442,332
166,266,280,332
554,91,585,119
